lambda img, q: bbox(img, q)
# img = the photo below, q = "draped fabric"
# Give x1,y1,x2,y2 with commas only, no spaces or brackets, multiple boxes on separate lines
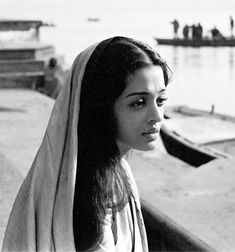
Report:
2,37,148,252
96,159,148,252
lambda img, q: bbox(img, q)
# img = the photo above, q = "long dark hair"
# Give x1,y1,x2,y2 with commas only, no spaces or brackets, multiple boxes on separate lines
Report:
73,37,171,250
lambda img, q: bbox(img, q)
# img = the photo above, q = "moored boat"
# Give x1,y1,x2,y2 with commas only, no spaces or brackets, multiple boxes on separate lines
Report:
162,105,235,159
155,37,235,47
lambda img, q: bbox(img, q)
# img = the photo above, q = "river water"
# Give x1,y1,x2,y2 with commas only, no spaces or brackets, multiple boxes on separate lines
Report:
1,0,235,116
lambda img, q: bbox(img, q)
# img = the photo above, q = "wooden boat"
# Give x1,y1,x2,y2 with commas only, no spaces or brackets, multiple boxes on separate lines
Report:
162,105,235,160
155,37,235,47
129,105,235,251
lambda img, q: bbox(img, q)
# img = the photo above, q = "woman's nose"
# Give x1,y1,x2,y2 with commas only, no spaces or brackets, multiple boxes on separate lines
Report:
148,104,163,124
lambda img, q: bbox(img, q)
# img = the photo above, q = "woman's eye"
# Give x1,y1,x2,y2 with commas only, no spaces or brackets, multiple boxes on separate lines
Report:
157,97,168,106
130,99,145,108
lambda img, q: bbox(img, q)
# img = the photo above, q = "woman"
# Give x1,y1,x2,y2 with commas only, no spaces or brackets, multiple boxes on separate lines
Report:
2,36,171,251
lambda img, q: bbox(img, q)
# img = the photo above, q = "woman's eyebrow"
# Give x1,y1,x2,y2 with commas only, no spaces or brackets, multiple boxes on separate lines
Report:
125,88,167,98
125,92,149,98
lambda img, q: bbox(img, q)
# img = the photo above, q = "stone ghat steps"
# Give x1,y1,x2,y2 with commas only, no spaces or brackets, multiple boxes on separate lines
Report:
0,43,56,88
0,59,45,88
0,74,44,88
0,44,55,60
0,42,65,90
0,59,45,73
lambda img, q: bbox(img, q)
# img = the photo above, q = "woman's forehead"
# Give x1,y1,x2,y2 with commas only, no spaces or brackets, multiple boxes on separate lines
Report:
124,66,165,94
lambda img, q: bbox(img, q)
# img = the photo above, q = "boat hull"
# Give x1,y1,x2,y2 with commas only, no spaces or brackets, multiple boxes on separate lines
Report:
155,37,235,47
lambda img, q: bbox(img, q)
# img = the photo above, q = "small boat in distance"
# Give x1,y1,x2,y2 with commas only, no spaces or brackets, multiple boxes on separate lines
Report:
155,37,235,47
87,17,100,22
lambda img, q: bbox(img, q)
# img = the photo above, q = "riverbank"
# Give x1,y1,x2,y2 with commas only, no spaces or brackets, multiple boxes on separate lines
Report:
129,151,235,251
0,89,54,248
0,89,235,251
0,152,23,249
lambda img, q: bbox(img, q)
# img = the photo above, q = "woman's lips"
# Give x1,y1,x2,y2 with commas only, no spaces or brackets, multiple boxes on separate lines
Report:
142,129,159,140
142,128,159,134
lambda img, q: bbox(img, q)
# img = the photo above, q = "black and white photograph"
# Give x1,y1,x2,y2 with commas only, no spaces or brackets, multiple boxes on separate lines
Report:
0,0,235,251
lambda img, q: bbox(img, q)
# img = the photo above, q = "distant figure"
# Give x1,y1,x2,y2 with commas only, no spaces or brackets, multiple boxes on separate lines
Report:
230,16,234,37
44,57,63,98
191,24,197,39
197,23,203,39
171,19,180,38
211,26,224,39
182,25,189,39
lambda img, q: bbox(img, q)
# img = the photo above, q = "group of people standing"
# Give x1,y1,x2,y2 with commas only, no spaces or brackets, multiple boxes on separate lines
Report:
171,16,234,40
171,19,203,40
182,23,203,40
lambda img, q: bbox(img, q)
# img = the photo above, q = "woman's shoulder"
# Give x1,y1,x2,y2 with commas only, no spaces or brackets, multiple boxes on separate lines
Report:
121,157,132,171
120,157,130,168
121,158,140,202
120,158,133,179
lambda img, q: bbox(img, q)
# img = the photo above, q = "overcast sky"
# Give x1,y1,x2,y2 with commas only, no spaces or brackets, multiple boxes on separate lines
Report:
1,0,235,20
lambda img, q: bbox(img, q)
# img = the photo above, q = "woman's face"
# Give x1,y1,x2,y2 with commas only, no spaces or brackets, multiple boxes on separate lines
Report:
114,65,168,156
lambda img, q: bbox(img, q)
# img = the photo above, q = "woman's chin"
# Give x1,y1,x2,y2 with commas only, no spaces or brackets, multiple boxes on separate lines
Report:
137,141,157,152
